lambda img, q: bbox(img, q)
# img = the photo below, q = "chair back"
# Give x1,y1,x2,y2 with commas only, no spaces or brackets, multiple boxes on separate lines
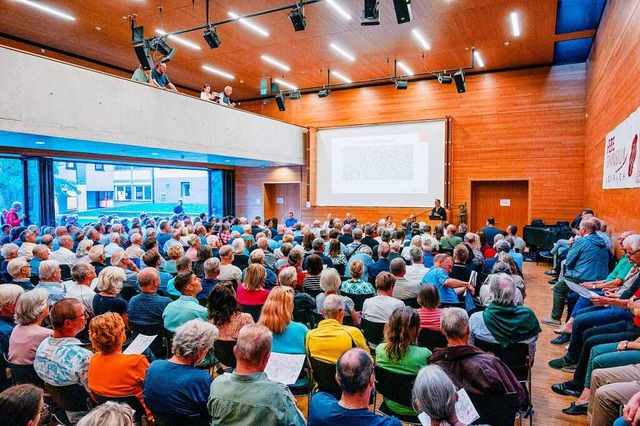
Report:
308,356,341,399
93,392,145,423
214,340,237,369
119,286,139,302
240,304,263,322
417,328,448,351
3,353,44,387
400,297,419,308
341,292,373,311
59,264,72,281
154,414,208,426
360,318,385,348
304,288,323,299
468,392,519,426
129,322,168,359
473,339,530,381
440,301,465,308
45,383,92,413
374,365,417,410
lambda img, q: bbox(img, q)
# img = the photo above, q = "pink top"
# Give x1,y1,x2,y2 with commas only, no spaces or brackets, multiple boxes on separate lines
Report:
236,286,270,306
185,247,199,262
9,324,53,365
417,307,444,331
216,312,254,341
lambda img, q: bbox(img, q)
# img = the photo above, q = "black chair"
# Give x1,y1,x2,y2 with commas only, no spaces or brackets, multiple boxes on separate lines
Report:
304,288,323,299
469,392,520,426
308,356,341,400
400,297,419,308
45,383,93,426
374,366,420,425
240,304,263,322
59,264,72,281
119,286,140,302
93,392,146,424
154,413,209,426
341,292,373,311
417,328,448,351
360,318,385,351
214,340,237,369
3,353,44,387
440,301,465,309
129,322,169,359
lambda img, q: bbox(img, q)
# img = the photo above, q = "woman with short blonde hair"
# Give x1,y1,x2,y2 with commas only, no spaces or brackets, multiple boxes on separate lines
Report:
237,264,269,307
93,267,129,322
9,288,52,365
316,268,359,327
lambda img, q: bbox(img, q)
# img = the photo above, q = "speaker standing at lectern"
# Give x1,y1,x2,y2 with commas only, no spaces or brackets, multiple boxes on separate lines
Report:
430,199,447,221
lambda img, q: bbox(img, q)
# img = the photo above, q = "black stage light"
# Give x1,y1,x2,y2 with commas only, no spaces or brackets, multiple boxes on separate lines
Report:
289,90,301,100
318,89,331,98
275,92,286,111
289,6,307,31
161,46,177,63
438,74,453,84
203,26,222,48
396,80,408,90
133,41,153,70
392,0,412,24
132,26,145,44
453,69,466,93
361,0,380,26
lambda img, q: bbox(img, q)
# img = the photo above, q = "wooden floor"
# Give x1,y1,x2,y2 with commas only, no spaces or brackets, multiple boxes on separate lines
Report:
294,261,591,426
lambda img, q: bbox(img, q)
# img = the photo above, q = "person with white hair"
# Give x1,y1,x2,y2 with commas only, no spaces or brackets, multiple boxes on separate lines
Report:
104,232,122,258
316,268,359,326
1,243,20,281
109,249,140,294
76,401,134,426
143,319,218,420
92,266,128,321
51,234,77,266
412,365,461,426
0,284,24,355
162,229,183,254
125,233,144,260
17,228,37,260
66,262,98,315
7,257,35,291
88,245,108,276
75,239,94,263
38,259,66,305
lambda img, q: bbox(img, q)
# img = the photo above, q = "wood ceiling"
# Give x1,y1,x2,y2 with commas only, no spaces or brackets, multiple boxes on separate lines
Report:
0,0,579,100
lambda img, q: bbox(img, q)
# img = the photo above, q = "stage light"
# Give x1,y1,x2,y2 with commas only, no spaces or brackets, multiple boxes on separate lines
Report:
15,0,75,21
133,41,153,70
411,29,430,50
326,0,352,20
396,80,408,90
289,5,307,31
203,26,222,48
155,29,201,51
330,43,355,61
510,12,521,37
274,78,298,91
275,92,286,111
397,61,414,76
331,71,352,84
228,12,270,37
392,0,412,24
288,91,301,100
361,0,380,26
318,89,331,98
453,69,466,93
437,74,453,84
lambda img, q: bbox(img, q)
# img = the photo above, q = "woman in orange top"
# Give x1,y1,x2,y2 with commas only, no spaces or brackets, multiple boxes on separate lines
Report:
87,313,151,419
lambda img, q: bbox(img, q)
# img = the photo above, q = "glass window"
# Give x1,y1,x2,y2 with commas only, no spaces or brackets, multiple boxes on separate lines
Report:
66,162,76,170
95,164,104,171
210,170,224,218
0,157,26,222
181,182,191,197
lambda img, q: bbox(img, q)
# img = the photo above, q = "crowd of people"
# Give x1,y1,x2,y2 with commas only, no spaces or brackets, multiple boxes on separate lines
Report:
0,203,634,425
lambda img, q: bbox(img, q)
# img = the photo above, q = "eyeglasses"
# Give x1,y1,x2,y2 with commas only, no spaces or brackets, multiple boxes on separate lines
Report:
626,249,640,257
70,311,89,320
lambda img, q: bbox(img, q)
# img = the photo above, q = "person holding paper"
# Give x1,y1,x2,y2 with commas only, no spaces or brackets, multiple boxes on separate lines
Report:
258,286,308,355
413,365,466,426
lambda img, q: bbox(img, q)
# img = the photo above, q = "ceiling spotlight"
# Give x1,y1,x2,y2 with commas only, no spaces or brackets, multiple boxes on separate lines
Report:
318,89,331,98
361,0,380,26
396,80,408,90
437,74,453,84
392,0,412,24
453,69,466,93
289,5,307,31
289,90,301,100
203,26,221,48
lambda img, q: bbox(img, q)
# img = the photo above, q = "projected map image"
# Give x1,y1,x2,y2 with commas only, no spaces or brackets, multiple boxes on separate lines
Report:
343,144,414,181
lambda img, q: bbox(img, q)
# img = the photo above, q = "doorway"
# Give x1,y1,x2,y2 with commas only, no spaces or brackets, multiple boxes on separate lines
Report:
263,183,301,223
470,180,529,235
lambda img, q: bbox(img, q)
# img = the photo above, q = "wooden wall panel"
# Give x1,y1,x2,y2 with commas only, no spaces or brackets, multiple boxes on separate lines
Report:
583,0,640,235
237,64,587,230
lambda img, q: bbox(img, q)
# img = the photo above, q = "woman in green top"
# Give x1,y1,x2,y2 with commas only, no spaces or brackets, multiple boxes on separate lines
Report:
375,306,432,416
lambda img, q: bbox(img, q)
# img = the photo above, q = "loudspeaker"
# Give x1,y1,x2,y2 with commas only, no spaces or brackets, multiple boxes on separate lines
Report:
453,69,466,93
132,26,145,44
392,0,412,24
133,42,153,70
361,0,380,25
289,8,307,31
275,93,286,111
203,27,221,48
438,74,453,84
395,80,408,90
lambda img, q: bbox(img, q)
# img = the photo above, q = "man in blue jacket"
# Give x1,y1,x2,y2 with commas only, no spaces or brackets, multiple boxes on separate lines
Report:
543,219,610,327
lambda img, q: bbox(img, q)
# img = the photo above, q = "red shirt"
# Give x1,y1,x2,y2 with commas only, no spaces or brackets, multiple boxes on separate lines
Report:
4,209,22,227
237,286,270,306
634,289,640,328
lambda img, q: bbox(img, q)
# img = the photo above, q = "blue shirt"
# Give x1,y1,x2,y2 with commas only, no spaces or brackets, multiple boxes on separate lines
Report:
368,258,390,280
198,278,218,301
285,218,298,228
128,292,172,326
422,266,458,303
143,360,213,418
37,282,67,305
309,392,401,426
272,322,309,355
157,232,171,253
0,316,16,355
423,253,434,268
159,271,172,295
151,69,171,87
162,296,208,332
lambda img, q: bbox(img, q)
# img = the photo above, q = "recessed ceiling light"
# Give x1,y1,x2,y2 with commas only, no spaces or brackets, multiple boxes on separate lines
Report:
331,71,352,84
34,141,46,145
202,65,235,80
326,0,352,20
15,0,76,21
228,12,270,37
261,55,291,72
473,51,485,67
274,78,298,91
330,43,355,61
95,26,102,31
155,29,201,51
510,12,520,37
411,29,431,50
397,61,414,76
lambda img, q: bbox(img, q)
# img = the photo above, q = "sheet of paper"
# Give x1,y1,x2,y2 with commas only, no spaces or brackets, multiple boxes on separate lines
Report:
567,281,598,299
417,388,479,426
123,333,157,355
264,353,305,385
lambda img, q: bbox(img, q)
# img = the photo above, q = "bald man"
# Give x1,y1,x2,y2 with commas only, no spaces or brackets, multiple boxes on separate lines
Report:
50,234,77,266
219,85,236,107
128,268,172,326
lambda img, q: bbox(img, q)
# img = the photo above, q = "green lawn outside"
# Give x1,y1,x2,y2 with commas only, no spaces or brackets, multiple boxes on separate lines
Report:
59,202,209,223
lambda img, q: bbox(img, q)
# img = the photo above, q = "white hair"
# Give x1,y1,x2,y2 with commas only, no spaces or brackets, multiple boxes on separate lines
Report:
97,266,126,294
319,268,341,292
109,249,127,267
172,319,218,361
39,259,61,281
440,308,469,340
232,238,245,253
76,239,94,258
0,284,24,308
413,365,457,421
1,243,19,258
15,288,48,325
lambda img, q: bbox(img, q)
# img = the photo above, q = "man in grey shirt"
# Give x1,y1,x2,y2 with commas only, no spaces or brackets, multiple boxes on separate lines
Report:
361,272,404,323
390,258,420,300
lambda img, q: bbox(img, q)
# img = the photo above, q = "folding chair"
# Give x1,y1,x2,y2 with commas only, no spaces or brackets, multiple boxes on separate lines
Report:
308,356,341,400
374,366,420,425
213,340,237,370
340,292,373,312
417,328,448,351
399,297,419,308
129,322,169,359
92,392,146,424
468,392,520,426
3,353,44,387
360,318,385,352
45,383,93,426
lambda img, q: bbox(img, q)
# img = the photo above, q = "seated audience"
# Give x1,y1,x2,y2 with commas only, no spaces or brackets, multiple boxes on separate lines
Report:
449,244,474,283
51,234,77,266
163,271,208,333
369,242,392,279
0,284,23,355
417,284,444,331
143,319,217,420
109,249,140,293
185,234,201,262
404,247,429,283
306,295,368,363
422,254,474,304
390,257,420,300
125,232,144,260
440,224,463,252
258,286,309,354
87,313,151,418
166,256,193,297
340,259,375,295
104,233,122,258
38,260,67,305
93,266,128,321
192,245,213,278
9,288,51,364
479,261,524,306
237,263,270,306
412,365,462,426
309,347,401,425
218,245,242,287
141,249,172,295
303,254,324,293
207,324,305,425
76,401,134,426
316,268,359,326
361,272,404,323
429,308,525,405
0,384,44,426
128,268,172,326
88,245,108,276
198,257,220,302
231,237,250,270
207,284,254,342
7,258,35,291
164,245,184,274
279,266,316,326
243,248,277,289
376,306,431,416
66,262,97,315
29,244,50,276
